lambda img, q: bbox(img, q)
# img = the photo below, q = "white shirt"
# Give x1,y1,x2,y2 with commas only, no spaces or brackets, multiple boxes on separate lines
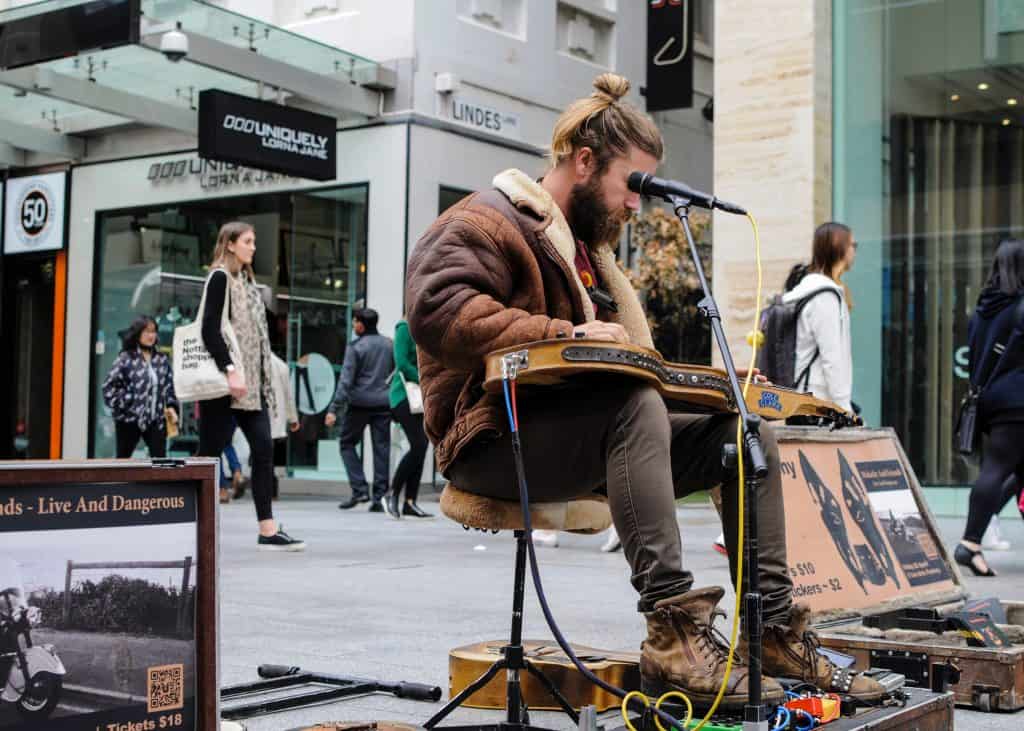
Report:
781,273,853,412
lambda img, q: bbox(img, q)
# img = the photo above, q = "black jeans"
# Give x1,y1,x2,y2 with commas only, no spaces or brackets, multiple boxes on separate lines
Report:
114,420,166,458
964,422,1024,543
339,406,391,501
391,399,429,502
198,396,274,522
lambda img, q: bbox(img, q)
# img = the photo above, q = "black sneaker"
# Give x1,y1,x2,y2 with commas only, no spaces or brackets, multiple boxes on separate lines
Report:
385,493,401,519
338,495,369,510
368,501,385,513
258,529,306,552
402,502,435,519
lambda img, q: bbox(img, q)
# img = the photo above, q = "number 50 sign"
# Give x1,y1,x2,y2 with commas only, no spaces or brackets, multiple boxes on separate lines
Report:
3,170,67,255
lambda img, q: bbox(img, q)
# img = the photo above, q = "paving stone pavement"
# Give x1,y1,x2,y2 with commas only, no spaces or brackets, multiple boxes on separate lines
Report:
217,493,1024,731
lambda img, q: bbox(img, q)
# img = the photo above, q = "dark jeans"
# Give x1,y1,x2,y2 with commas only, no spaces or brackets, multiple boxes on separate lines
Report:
198,396,274,522
964,422,1024,543
114,420,166,458
339,406,391,502
448,382,792,619
391,399,429,502
219,443,241,488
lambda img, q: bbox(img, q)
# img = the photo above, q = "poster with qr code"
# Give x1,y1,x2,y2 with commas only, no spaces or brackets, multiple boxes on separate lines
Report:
0,477,199,730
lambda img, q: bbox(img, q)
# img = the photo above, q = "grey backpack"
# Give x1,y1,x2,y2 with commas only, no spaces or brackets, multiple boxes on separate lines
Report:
755,287,841,389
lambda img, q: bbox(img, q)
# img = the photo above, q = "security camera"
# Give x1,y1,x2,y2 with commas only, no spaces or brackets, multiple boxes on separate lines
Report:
160,22,188,62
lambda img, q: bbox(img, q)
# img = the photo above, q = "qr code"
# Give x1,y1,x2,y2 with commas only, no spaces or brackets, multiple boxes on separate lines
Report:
147,664,184,712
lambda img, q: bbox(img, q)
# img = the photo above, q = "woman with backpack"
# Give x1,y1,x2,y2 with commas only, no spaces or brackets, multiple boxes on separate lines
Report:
957,239,1024,577
781,222,857,412
102,315,178,458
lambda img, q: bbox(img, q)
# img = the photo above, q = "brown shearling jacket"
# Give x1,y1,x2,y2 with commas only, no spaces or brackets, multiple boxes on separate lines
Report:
405,169,653,474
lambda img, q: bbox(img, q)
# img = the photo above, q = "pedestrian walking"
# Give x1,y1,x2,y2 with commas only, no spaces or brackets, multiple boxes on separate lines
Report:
102,315,179,458
385,320,432,519
326,308,394,511
958,239,1024,576
197,221,305,551
219,440,244,504
781,222,857,412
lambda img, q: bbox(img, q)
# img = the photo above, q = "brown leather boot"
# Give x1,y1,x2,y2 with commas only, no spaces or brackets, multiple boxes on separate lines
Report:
641,587,784,710
758,604,886,701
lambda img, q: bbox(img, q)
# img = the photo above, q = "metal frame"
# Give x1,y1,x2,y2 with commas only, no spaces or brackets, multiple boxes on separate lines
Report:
220,665,441,721
0,66,197,134
0,119,84,159
140,31,381,119
423,530,579,731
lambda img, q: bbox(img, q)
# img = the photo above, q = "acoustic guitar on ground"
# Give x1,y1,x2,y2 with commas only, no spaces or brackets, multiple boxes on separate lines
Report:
449,640,640,712
484,339,858,427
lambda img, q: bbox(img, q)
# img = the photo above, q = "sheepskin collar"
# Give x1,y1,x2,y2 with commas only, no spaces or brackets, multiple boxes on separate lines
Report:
492,168,654,349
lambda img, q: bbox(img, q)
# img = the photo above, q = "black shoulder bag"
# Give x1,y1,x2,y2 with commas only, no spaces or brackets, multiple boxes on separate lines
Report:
956,334,1012,456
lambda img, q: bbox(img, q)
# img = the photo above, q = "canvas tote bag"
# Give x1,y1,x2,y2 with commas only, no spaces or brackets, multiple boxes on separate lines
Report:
173,268,245,402
396,370,424,414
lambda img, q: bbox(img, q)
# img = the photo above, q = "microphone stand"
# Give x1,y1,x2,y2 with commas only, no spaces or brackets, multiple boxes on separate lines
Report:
667,194,770,731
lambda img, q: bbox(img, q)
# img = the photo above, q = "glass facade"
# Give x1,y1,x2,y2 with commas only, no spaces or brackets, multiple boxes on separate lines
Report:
834,0,1024,485
90,186,368,476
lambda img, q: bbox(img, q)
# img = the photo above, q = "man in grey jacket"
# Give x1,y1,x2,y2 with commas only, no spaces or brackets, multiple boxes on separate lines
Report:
325,308,395,511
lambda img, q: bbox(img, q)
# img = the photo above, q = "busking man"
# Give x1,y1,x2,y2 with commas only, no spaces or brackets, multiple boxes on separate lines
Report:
405,73,884,708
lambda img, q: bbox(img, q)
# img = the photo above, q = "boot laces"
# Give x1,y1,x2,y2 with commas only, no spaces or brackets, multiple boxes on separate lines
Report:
797,628,829,681
682,608,735,668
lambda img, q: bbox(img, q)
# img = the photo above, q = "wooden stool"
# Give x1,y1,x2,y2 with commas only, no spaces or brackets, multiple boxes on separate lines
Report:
424,485,612,731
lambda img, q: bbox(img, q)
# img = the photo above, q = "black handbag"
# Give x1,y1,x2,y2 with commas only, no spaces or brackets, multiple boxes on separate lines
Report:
954,387,980,456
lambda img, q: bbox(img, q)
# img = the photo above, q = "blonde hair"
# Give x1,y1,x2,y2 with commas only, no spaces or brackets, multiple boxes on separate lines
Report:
549,73,663,171
210,221,255,280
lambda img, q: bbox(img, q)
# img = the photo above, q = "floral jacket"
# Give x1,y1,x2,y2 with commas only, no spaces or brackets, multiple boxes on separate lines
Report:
102,349,179,428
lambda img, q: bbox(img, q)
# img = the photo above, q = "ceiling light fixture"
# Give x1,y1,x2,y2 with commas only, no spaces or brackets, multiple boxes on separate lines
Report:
1002,118,1011,126
950,93,960,102
978,82,990,91
1009,98,1018,106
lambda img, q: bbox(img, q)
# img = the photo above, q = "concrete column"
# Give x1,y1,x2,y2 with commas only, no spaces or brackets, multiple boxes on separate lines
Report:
711,0,832,367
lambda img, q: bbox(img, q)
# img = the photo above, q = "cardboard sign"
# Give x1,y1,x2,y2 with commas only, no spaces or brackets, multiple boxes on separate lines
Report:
0,460,217,730
777,428,959,614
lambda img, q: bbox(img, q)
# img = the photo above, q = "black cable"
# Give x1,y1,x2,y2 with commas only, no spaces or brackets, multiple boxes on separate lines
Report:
506,396,686,731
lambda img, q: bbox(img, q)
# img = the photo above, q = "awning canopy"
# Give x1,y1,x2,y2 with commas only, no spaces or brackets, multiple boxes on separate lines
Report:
0,0,385,167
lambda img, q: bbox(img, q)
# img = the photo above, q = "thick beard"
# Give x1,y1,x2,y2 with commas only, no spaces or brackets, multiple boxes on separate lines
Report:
568,177,628,248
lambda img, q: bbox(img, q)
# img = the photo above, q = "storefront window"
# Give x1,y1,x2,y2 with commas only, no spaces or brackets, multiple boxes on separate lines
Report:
90,186,368,478
834,0,1024,485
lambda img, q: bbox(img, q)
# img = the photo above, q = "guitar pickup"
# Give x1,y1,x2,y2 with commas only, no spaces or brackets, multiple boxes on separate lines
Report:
501,350,529,380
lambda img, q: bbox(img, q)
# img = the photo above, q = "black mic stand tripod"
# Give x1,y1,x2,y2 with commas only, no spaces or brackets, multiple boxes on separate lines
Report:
666,194,771,731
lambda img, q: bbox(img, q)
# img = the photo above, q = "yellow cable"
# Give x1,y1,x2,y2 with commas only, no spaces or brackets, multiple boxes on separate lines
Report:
620,214,764,731
691,212,764,731
621,690,651,731
655,691,694,731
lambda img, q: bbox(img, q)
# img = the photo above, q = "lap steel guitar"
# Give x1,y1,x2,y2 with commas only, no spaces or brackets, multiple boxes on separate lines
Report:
484,339,857,426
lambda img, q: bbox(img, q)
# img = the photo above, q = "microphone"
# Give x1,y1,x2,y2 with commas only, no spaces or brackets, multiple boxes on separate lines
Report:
628,172,748,215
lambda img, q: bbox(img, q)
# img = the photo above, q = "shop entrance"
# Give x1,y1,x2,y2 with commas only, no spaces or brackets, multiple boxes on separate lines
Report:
91,185,368,477
0,253,60,459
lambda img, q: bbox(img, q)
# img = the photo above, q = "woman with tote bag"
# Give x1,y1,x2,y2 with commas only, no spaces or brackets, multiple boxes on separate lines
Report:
193,222,305,551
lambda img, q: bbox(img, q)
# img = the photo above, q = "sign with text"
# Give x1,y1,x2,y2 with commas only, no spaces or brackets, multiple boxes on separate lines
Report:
645,0,694,112
3,171,67,255
198,89,336,181
777,428,960,615
0,461,217,730
438,95,521,140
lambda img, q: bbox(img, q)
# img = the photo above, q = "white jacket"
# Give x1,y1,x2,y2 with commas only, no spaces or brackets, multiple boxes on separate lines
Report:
269,354,299,440
781,273,852,412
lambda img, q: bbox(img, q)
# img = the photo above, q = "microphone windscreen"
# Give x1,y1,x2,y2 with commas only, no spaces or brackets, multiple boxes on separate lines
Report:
627,171,648,195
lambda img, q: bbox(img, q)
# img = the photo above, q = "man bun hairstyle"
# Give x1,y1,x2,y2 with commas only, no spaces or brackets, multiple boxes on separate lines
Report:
550,73,663,173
